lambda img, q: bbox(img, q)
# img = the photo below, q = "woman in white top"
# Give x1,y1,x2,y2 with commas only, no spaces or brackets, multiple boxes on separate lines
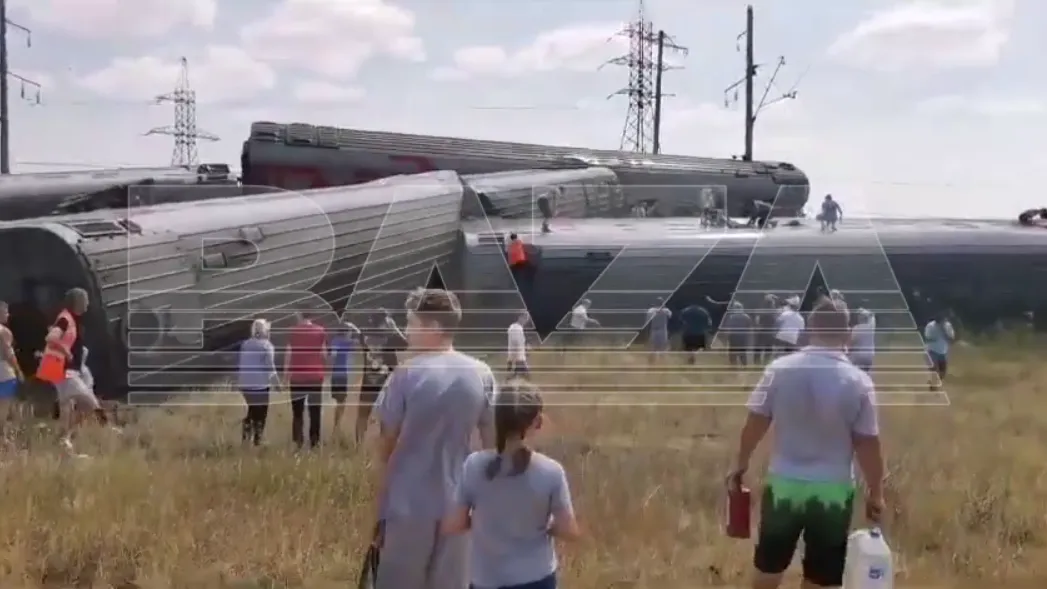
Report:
506,311,530,377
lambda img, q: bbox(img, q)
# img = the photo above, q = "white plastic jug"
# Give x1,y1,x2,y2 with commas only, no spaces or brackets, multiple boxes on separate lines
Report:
843,527,894,589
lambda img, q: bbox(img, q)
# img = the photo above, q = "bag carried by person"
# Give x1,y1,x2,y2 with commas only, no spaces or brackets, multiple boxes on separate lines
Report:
357,544,381,589
357,521,382,589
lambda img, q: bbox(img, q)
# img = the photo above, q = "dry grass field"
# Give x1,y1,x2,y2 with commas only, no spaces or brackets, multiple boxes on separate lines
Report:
0,336,1045,588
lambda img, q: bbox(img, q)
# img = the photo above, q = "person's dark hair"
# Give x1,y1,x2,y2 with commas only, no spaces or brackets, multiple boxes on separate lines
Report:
486,379,543,480
509,233,518,240
405,288,462,331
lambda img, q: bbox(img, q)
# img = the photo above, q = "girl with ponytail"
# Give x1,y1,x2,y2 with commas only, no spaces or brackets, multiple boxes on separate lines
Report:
442,378,580,589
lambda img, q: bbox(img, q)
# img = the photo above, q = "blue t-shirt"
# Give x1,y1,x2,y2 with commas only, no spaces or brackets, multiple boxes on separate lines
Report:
330,335,355,378
456,450,574,588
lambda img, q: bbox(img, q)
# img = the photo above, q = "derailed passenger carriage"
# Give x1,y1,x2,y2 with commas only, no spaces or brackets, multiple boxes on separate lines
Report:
0,171,466,400
457,218,1047,341
460,167,625,220
240,121,810,217
0,164,239,221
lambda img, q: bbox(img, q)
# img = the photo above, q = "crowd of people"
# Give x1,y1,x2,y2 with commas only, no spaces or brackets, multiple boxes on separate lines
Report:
624,288,956,390
0,282,963,589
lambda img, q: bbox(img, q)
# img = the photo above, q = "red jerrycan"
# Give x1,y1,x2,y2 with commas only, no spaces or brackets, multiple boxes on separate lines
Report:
725,483,752,539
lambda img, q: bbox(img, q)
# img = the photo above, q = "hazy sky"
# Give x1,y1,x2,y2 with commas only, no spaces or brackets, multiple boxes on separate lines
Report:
5,0,1041,217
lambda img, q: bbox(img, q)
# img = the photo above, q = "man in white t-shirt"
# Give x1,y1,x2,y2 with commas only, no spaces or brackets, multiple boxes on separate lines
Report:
506,311,530,377
774,296,805,356
566,298,598,344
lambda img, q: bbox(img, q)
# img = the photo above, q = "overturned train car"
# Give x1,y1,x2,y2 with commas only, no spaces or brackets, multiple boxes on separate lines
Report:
457,218,1047,343
0,171,466,400
240,122,810,218
0,164,241,221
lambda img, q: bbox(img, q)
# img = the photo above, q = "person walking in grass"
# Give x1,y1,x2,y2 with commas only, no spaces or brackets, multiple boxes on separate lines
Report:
644,297,672,362
923,311,955,390
237,318,277,446
729,299,885,589
680,300,712,364
38,288,115,456
506,310,531,378
373,288,497,589
328,321,360,434
0,302,23,442
443,379,580,589
773,296,804,357
720,301,754,368
848,309,876,373
283,312,327,449
752,294,781,365
355,310,407,446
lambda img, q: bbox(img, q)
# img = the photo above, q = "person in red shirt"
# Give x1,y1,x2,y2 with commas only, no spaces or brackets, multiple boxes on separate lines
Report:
283,312,328,449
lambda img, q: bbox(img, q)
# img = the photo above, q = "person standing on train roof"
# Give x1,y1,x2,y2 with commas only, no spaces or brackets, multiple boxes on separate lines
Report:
0,301,23,442
923,311,955,391
36,288,114,456
820,195,843,233
284,311,328,449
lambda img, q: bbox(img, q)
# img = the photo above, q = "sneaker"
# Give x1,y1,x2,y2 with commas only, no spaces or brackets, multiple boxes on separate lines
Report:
59,437,75,454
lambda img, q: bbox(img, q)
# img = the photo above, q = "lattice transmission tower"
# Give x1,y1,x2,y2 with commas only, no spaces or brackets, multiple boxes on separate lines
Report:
601,0,687,154
146,57,218,166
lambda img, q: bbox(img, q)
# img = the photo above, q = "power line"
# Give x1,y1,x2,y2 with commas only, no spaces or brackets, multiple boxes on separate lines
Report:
722,4,797,162
145,57,218,166
0,0,43,174
601,0,687,154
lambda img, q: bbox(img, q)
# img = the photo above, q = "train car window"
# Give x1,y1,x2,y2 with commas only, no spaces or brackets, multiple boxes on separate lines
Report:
64,220,129,237
587,181,610,210
557,182,586,217
239,225,264,243
200,239,258,270
585,251,613,262
200,252,226,269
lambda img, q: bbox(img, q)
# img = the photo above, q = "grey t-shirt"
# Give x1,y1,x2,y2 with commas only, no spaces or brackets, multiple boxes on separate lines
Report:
456,450,574,588
747,346,879,482
720,311,753,347
376,350,497,520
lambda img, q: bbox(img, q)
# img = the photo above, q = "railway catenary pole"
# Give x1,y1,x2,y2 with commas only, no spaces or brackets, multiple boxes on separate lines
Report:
743,5,754,162
0,0,42,174
723,5,796,162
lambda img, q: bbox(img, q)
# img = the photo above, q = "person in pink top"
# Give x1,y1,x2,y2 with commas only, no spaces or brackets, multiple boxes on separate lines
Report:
283,312,328,449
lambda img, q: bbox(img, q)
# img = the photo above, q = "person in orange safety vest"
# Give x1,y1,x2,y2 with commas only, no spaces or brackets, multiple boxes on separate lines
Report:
508,233,528,268
37,288,114,455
